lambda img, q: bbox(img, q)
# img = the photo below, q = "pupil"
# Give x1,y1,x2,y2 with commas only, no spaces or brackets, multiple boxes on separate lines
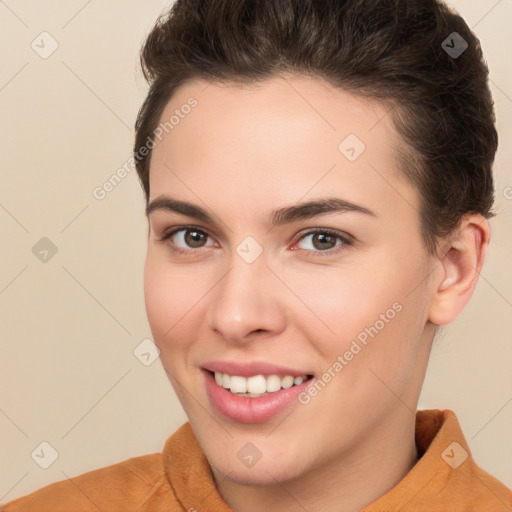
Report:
187,230,204,247
315,233,333,250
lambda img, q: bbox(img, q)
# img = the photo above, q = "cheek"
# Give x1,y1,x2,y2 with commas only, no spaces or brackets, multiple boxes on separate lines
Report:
289,249,427,372
143,253,203,349
285,260,399,345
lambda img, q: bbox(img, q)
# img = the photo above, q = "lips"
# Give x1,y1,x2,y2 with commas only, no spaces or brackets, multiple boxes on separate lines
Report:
202,361,313,424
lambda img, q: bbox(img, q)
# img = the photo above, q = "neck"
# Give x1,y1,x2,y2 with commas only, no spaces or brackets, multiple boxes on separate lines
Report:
212,407,419,512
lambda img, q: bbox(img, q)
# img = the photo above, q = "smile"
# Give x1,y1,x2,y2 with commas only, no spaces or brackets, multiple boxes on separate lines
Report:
203,369,315,423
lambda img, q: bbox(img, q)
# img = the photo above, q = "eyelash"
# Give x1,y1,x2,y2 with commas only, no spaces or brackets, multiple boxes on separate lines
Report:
158,225,352,258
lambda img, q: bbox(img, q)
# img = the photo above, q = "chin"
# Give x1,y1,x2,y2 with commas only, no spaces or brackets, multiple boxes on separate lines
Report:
207,447,313,487
211,460,298,487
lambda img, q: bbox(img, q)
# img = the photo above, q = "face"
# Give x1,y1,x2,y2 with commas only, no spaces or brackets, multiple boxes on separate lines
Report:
143,74,437,485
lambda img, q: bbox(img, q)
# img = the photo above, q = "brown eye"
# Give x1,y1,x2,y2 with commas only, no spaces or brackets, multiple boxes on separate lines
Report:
295,229,351,256
311,232,338,250
160,227,214,254
183,229,207,248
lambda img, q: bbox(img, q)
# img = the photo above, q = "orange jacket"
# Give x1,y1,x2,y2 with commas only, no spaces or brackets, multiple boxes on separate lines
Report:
2,409,511,511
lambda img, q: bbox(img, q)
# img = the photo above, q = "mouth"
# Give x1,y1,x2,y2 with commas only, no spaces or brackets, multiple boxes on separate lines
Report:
202,368,316,424
207,370,314,397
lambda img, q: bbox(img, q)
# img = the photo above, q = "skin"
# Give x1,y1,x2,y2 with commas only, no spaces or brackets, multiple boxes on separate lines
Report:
143,73,490,512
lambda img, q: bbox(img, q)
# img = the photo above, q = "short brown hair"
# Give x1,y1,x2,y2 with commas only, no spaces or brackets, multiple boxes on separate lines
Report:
134,0,498,255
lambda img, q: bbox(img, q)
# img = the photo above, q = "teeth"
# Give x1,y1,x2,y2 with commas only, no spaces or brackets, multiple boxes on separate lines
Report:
266,375,281,392
281,375,294,389
247,375,267,394
213,371,310,395
230,375,247,394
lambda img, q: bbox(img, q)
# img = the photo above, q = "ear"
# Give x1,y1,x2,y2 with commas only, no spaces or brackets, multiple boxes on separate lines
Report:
428,214,491,326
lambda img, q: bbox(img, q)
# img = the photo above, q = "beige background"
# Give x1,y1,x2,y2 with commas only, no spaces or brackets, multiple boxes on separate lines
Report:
1,0,511,502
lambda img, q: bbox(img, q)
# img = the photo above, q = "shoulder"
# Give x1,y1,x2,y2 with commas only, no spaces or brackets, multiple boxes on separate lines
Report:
0,452,179,512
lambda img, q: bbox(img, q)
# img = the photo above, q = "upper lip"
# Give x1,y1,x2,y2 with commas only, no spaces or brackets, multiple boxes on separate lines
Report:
202,360,313,378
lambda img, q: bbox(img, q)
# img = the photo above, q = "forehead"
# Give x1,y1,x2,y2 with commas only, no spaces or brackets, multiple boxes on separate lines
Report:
156,74,396,150
148,74,417,223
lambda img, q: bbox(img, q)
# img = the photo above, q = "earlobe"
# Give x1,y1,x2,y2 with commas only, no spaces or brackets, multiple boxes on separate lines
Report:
428,216,490,326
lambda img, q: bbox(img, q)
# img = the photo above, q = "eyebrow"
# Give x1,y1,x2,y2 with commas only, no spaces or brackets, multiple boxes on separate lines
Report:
145,195,377,227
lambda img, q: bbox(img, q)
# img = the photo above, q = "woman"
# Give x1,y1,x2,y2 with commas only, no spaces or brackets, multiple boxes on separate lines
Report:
2,0,511,510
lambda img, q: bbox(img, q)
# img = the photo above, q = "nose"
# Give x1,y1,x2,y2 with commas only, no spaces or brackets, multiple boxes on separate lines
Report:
207,250,286,344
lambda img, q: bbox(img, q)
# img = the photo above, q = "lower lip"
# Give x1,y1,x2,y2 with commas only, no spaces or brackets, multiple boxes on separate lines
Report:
203,370,313,424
